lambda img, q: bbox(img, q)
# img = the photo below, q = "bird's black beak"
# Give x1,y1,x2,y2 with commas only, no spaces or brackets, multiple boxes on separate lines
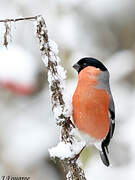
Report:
73,63,80,72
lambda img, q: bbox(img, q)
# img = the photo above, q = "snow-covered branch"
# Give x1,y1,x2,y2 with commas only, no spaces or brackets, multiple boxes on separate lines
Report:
35,15,86,180
0,15,86,179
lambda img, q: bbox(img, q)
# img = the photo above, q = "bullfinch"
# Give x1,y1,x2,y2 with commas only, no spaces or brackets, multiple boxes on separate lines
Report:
72,57,115,166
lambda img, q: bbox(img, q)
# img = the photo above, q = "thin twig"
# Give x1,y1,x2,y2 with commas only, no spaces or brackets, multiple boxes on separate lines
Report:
0,16,38,23
0,16,39,47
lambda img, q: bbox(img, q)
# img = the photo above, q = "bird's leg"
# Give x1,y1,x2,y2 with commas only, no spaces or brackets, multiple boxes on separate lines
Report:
70,145,86,162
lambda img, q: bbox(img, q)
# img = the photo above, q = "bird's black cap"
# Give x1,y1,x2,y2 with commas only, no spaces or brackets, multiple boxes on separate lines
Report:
73,57,107,73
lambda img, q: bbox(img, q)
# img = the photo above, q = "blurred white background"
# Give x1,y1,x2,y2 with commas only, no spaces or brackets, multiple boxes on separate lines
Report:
0,0,135,179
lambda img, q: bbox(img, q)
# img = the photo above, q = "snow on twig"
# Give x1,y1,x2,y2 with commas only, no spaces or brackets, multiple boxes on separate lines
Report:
35,15,86,180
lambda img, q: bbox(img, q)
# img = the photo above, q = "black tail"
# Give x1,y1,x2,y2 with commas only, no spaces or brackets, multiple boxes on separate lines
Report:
100,142,110,166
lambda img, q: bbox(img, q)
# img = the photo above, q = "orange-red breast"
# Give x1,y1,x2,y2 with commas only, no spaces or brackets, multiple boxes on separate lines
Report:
72,57,115,166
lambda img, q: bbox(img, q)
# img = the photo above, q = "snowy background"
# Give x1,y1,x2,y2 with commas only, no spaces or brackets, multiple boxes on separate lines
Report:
0,0,135,179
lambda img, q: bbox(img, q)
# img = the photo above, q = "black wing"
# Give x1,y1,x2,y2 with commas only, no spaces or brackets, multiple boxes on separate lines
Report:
100,101,115,166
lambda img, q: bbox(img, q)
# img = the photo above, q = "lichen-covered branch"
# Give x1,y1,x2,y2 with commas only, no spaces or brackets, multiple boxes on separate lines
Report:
35,15,86,180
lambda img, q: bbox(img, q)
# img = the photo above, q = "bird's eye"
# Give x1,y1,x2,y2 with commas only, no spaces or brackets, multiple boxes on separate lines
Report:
83,63,87,66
